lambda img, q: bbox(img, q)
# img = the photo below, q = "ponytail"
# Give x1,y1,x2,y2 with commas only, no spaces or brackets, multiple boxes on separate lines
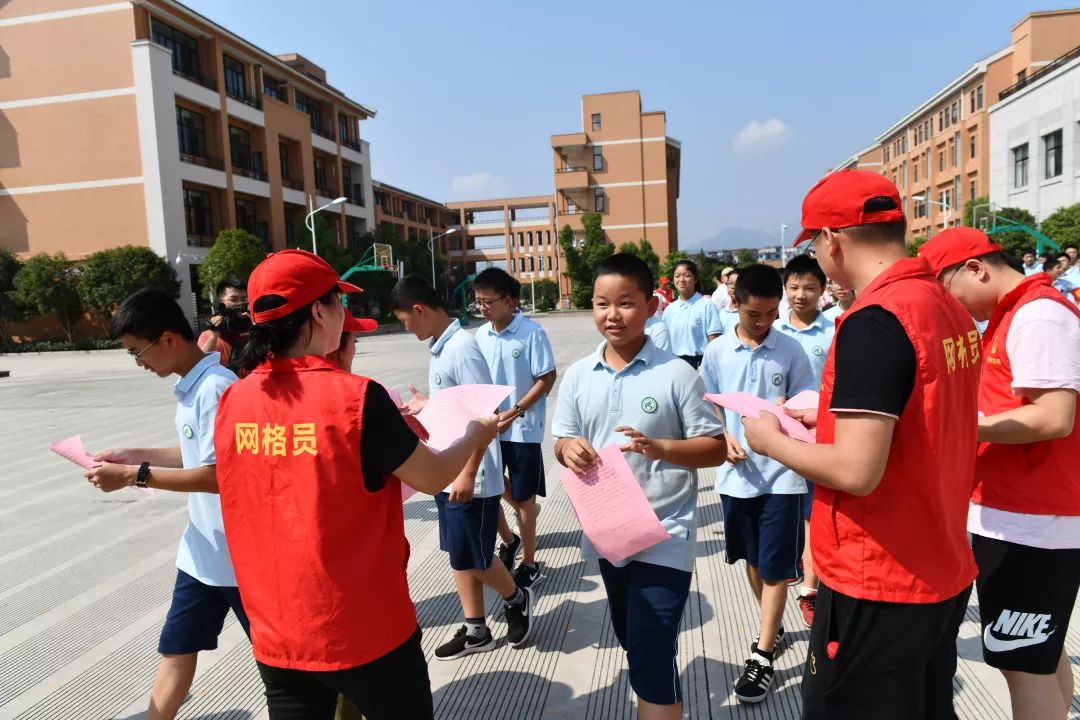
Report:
234,288,338,373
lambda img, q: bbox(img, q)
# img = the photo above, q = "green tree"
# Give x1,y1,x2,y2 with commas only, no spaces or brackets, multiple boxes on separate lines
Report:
1039,202,1080,251
290,215,356,275
78,246,180,316
558,213,612,308
0,249,28,345
692,251,722,295
523,278,559,312
962,195,1039,258
735,248,757,267
962,195,988,228
12,252,83,342
906,236,927,258
618,239,662,281
199,229,267,295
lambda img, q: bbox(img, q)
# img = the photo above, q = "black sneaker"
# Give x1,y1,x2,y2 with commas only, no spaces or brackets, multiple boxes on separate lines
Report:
497,533,521,572
734,652,774,703
751,626,785,658
504,586,535,648
434,625,495,661
512,562,542,589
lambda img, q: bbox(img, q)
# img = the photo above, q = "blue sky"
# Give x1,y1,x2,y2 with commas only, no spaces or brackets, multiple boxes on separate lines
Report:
183,0,1074,249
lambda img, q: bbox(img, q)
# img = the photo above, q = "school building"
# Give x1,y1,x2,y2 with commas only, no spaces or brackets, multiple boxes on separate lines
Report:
835,9,1080,241
0,0,376,317
448,90,681,302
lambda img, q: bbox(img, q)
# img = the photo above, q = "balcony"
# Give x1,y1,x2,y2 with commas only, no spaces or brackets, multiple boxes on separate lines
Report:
232,153,267,181
281,176,304,191
554,167,589,191
173,68,217,91
346,184,365,207
341,136,363,153
312,125,335,141
180,152,224,171
551,132,587,148
187,233,215,248
315,185,336,199
226,87,261,109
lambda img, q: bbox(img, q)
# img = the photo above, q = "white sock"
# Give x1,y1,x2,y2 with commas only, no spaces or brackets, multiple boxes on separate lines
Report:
801,585,818,597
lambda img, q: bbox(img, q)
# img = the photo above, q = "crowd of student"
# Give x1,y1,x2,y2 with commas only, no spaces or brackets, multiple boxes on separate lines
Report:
79,168,1078,720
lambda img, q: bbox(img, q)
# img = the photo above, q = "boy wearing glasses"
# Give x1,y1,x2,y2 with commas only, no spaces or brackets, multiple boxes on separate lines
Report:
85,288,249,720
473,268,557,587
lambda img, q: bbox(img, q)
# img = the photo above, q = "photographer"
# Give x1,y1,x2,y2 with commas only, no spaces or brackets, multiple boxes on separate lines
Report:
198,279,251,372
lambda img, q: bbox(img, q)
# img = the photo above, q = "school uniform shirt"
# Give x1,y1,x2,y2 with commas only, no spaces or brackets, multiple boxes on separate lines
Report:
475,311,556,444
551,338,725,572
428,320,503,498
1023,262,1042,276
175,352,239,587
717,306,741,336
662,293,723,356
700,327,816,498
822,303,846,323
774,310,835,382
644,315,672,352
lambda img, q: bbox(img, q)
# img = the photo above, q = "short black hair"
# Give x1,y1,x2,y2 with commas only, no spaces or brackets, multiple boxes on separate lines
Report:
1057,253,1070,262
215,278,246,298
843,219,908,244
109,287,195,342
390,275,448,312
734,264,783,304
1066,244,1078,251
782,254,826,287
1043,258,1058,273
473,267,521,299
594,253,654,299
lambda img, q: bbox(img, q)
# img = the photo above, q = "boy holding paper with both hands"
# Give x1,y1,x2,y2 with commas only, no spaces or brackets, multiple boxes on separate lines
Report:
552,253,727,720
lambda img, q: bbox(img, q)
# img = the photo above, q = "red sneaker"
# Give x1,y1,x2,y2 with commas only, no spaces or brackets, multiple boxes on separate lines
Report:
798,594,816,627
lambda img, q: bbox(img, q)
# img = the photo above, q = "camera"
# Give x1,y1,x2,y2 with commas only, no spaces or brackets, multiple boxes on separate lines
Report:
214,303,253,336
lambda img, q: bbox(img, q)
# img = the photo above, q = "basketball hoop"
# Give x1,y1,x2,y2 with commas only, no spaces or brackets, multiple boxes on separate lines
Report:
373,243,395,275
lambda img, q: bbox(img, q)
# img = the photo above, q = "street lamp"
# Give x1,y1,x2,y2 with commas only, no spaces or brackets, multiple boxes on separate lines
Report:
780,224,788,267
305,196,346,256
428,227,459,288
913,194,950,228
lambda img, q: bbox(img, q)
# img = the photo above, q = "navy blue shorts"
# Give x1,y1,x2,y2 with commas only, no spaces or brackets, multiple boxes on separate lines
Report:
500,441,546,502
803,482,815,521
158,569,251,655
434,493,500,571
598,560,692,706
721,493,804,582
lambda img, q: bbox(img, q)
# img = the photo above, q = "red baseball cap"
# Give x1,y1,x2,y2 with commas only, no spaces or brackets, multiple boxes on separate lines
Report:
917,227,1003,274
248,249,363,324
342,310,378,334
794,169,905,244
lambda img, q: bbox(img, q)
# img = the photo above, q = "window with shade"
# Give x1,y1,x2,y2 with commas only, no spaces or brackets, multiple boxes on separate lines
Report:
1043,130,1063,179
1013,144,1029,188
184,189,212,237
223,56,245,100
593,145,603,171
176,107,205,158
594,188,605,213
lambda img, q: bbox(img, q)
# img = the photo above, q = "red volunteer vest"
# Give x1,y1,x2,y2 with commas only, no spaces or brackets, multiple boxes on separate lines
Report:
214,355,416,671
813,257,979,603
972,273,1080,516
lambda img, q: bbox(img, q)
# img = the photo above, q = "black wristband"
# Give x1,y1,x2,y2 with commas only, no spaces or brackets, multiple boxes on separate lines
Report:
135,462,151,488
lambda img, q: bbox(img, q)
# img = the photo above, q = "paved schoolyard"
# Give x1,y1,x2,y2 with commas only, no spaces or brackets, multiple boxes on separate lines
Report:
0,313,1075,719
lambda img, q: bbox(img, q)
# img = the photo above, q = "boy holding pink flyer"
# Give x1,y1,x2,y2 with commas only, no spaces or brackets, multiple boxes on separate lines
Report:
390,276,536,660
552,253,726,720
699,264,815,704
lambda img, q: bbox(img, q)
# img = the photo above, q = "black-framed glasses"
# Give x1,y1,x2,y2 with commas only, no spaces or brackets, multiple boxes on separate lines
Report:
474,296,507,309
128,336,160,360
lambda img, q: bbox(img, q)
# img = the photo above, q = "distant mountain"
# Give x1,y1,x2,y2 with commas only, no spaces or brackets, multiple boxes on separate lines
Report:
684,226,785,252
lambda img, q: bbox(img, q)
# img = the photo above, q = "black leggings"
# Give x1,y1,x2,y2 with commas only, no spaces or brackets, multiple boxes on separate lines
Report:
257,626,433,720
678,355,703,370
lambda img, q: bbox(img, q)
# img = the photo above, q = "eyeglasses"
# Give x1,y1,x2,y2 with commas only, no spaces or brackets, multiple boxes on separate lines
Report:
474,296,506,309
128,336,160,360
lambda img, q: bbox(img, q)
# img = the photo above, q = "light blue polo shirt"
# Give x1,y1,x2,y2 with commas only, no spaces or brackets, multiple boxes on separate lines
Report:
774,310,835,382
551,338,725,572
174,352,238,587
822,304,846,323
700,327,815,498
644,315,672,352
718,306,741,336
475,311,556,444
663,293,723,356
428,320,503,498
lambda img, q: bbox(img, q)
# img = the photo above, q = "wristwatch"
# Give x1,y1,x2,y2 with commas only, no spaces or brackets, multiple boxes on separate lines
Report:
513,404,525,415
135,462,151,489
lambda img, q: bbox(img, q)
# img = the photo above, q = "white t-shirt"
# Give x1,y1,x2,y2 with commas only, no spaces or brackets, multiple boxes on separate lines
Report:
711,291,730,313
968,298,1080,549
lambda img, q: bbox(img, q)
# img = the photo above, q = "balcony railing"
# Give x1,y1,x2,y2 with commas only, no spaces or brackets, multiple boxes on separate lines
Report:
347,184,365,206
341,137,363,153
315,185,336,198
226,87,261,109
312,125,335,141
234,165,268,182
999,41,1080,101
173,68,217,91
280,176,303,191
180,152,225,171
187,233,215,248
555,166,586,173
